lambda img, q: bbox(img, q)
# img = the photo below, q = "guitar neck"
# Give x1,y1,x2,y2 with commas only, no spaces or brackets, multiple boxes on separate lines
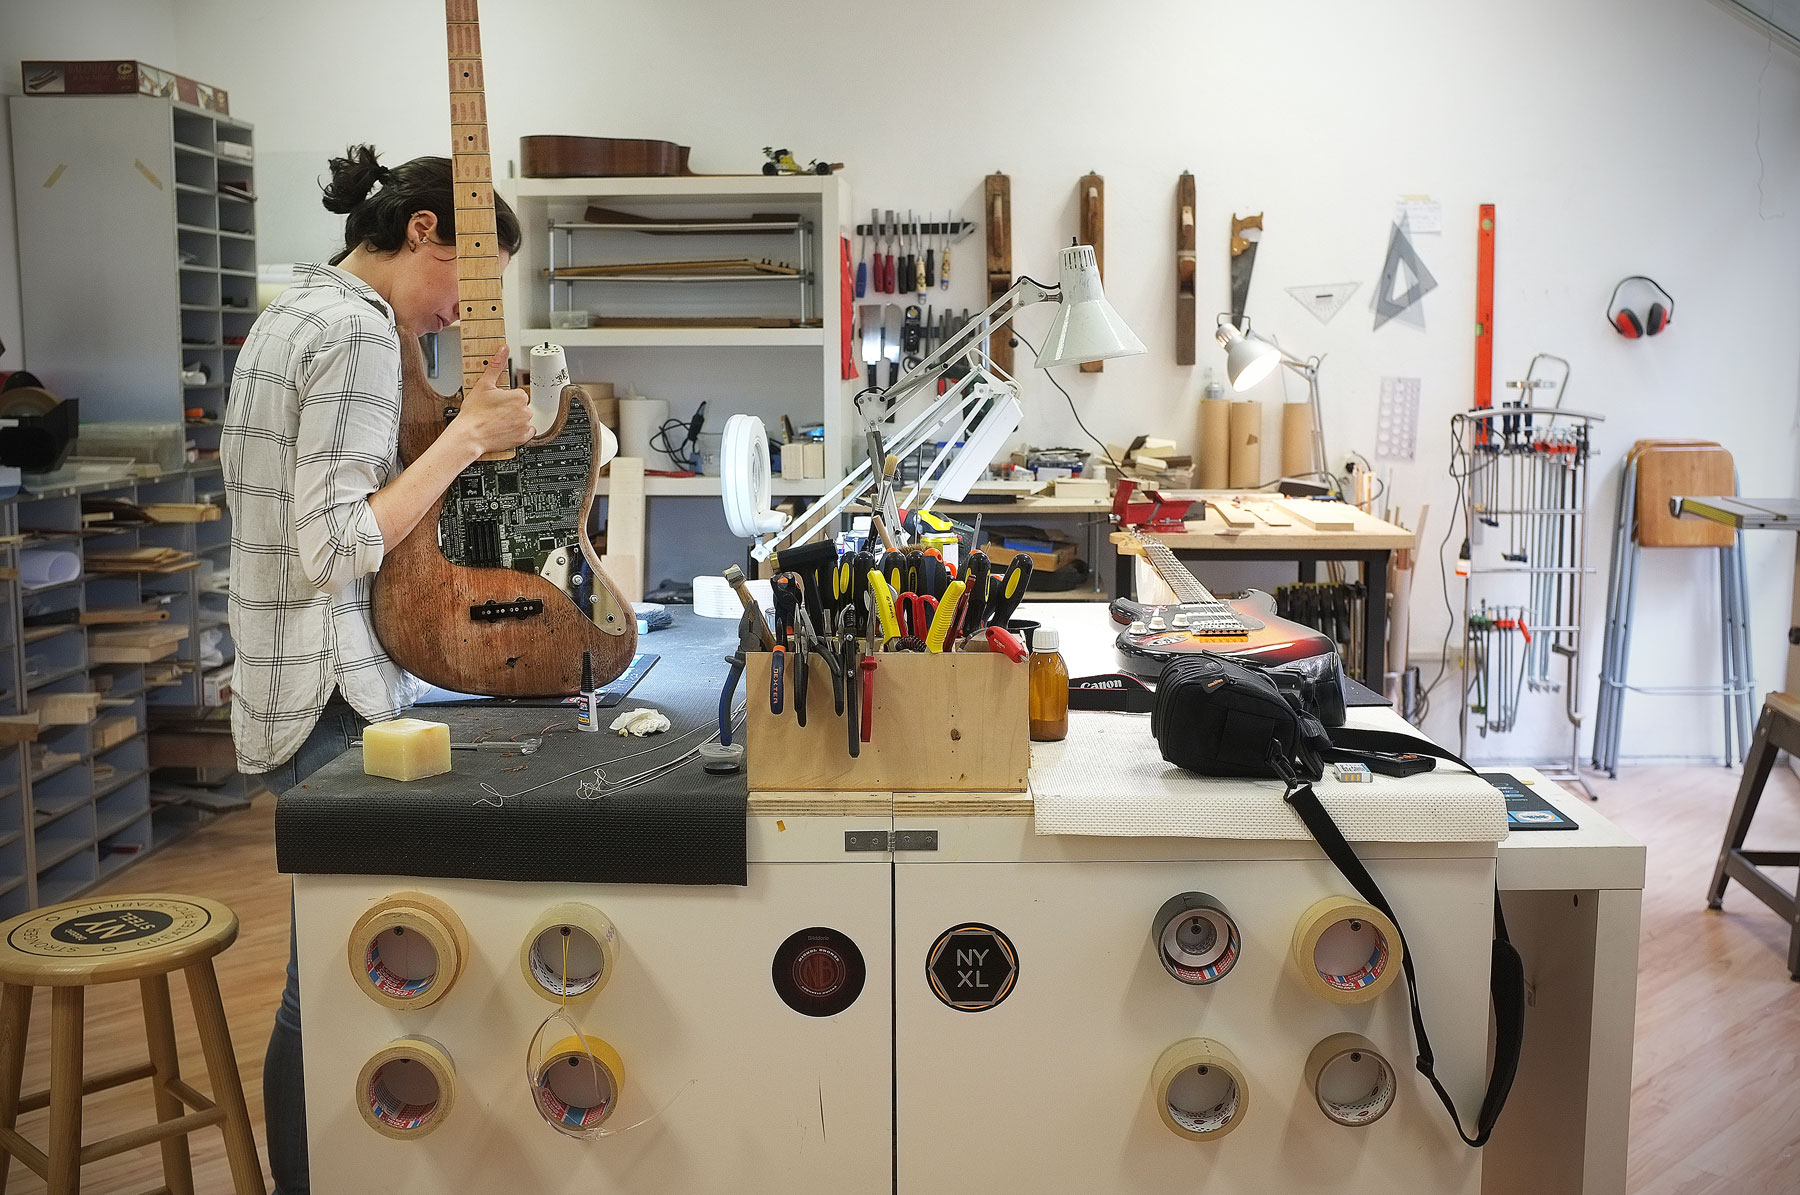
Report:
1128,532,1215,604
446,0,505,395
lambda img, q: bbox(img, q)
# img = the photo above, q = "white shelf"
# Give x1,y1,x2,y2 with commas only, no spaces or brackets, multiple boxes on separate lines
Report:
521,326,825,348
593,476,830,498
514,175,838,200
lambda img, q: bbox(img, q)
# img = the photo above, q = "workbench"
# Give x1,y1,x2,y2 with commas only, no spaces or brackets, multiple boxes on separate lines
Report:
1113,498,1416,684
276,605,1642,1195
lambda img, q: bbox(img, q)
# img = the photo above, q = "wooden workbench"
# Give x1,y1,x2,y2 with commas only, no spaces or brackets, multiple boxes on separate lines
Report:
1113,496,1417,684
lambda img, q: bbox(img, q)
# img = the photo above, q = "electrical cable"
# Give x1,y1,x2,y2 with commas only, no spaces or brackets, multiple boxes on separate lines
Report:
1008,328,1124,476
1416,421,1471,722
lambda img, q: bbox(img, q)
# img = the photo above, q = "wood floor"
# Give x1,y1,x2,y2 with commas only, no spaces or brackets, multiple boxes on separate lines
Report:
1,763,1797,1193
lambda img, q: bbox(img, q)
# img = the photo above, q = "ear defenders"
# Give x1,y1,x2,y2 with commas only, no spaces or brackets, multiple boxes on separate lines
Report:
1607,276,1673,339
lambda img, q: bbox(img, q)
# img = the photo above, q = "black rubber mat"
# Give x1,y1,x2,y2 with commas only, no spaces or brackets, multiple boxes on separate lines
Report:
276,610,748,886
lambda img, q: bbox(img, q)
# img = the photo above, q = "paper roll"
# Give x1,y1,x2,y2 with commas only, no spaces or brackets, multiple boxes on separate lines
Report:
1151,892,1240,985
533,1033,626,1133
1228,401,1263,488
1151,1038,1250,1140
1305,1033,1397,1126
1290,896,1402,1003
19,550,79,589
617,396,668,463
521,902,620,1002
527,343,569,437
1281,402,1314,477
347,892,468,1010
1197,398,1231,488
358,1035,456,1139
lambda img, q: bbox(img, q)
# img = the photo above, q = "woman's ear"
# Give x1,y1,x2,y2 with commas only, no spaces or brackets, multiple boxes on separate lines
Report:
408,210,441,249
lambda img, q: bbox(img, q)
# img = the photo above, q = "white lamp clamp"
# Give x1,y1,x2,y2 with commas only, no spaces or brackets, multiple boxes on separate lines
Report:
723,244,1144,562
1213,315,1328,482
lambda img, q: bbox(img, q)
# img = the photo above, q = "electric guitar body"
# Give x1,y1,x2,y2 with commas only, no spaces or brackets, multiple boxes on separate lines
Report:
1110,529,1335,679
369,0,635,696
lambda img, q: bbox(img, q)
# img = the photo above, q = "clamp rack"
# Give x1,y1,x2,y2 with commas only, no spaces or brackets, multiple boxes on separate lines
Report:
1450,358,1602,798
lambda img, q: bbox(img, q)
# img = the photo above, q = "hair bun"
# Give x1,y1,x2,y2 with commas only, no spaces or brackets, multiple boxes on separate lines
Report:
321,144,385,215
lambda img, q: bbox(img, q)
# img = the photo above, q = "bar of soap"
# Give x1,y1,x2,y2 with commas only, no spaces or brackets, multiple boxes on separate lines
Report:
362,718,452,781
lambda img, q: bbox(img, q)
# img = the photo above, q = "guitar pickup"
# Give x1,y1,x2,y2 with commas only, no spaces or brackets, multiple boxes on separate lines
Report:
469,598,544,622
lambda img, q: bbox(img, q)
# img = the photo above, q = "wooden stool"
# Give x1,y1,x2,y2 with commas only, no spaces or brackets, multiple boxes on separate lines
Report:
1708,693,1800,981
0,894,264,1194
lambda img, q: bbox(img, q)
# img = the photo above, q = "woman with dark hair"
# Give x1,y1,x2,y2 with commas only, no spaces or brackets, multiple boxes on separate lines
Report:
221,145,531,1193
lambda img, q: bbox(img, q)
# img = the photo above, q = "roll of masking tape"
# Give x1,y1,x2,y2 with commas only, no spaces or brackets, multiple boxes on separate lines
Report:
1151,892,1240,985
1290,896,1402,1004
1151,1038,1250,1141
533,1033,627,1133
520,902,620,1003
358,1035,456,1140
1305,1032,1397,1127
347,892,468,1011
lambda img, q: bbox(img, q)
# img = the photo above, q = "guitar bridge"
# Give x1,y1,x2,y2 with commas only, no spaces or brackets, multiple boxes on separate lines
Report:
469,598,544,622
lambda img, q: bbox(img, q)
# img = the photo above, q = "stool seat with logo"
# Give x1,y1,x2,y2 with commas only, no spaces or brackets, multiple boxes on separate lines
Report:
0,894,264,1194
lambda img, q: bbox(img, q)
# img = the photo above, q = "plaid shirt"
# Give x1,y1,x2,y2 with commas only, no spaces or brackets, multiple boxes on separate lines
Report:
223,263,426,772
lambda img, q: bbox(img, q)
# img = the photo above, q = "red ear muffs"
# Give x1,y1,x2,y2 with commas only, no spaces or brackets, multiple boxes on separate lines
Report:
1607,275,1673,340
1644,302,1668,335
1614,309,1643,338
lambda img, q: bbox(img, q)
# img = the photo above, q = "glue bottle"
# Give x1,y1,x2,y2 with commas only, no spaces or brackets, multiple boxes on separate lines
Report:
577,650,599,732
1028,628,1069,742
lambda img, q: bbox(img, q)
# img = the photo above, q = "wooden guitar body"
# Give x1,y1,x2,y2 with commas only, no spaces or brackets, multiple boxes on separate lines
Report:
520,135,693,178
1109,592,1336,679
370,331,636,696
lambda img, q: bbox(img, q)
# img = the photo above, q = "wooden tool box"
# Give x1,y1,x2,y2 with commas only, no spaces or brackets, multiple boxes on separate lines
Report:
744,651,1028,792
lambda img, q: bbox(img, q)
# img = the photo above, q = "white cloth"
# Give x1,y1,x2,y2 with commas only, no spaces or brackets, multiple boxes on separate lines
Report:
222,263,427,773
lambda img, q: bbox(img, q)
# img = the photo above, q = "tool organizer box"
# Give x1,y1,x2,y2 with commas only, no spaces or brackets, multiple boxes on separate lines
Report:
282,610,1503,1194
744,649,1028,791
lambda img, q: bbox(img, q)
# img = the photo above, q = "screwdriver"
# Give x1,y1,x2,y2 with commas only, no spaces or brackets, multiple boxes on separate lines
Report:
925,210,937,288
986,552,1034,628
915,212,927,293
899,210,913,301
858,207,875,297
940,213,951,290
958,550,989,636
882,210,896,292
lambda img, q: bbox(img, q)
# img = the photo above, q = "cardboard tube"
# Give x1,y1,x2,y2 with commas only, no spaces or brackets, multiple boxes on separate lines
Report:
533,1034,626,1132
358,1036,456,1139
1151,1038,1250,1140
347,892,468,1010
1281,402,1314,477
1228,401,1263,488
521,903,620,1002
1291,896,1402,1004
1197,398,1231,488
1305,1033,1397,1126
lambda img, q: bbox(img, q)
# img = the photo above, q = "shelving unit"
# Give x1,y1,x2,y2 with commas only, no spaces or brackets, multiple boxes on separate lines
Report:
505,174,852,578
0,470,248,917
6,93,258,913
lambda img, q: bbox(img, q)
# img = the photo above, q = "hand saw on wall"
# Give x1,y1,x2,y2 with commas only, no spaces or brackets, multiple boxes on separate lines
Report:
1229,212,1262,326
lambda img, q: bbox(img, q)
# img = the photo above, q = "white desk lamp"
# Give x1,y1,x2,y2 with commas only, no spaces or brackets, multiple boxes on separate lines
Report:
723,243,1144,559
1215,315,1329,481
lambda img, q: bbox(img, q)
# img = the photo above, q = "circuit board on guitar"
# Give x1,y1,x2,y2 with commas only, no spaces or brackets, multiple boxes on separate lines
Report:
436,398,595,574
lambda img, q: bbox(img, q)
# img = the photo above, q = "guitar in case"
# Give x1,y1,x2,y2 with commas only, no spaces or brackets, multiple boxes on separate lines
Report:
369,0,635,697
1110,528,1335,678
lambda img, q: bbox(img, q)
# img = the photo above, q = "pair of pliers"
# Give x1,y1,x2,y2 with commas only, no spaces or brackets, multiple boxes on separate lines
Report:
897,592,936,639
770,572,803,715
839,625,861,758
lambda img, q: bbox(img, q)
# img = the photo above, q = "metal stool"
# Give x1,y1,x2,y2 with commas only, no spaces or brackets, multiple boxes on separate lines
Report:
1592,440,1755,776
0,894,264,1194
1708,693,1800,980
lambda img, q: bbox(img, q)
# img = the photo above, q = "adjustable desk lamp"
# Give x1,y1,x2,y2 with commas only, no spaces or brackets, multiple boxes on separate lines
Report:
723,243,1145,560
1216,317,1329,482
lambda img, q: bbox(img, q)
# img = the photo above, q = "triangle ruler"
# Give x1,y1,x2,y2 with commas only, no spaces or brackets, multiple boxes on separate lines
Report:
1287,282,1360,325
1372,221,1438,330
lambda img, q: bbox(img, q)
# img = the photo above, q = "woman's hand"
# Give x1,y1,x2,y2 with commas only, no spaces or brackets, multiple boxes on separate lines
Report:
453,345,534,456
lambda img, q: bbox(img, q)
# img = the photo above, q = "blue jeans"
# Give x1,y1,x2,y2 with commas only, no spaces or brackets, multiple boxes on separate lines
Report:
261,699,365,1195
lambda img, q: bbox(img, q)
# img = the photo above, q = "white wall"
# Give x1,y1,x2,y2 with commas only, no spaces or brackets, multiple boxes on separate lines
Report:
4,0,1798,761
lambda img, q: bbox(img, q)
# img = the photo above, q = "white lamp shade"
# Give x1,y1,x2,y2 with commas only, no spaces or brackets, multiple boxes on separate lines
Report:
1035,245,1147,368
1216,322,1281,390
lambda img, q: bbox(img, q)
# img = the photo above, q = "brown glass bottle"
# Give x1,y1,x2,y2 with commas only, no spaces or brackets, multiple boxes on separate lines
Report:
1028,627,1069,742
